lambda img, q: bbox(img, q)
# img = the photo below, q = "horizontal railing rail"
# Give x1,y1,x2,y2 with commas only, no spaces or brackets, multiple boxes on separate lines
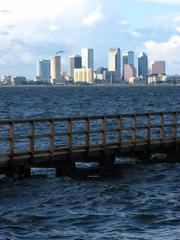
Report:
0,111,179,162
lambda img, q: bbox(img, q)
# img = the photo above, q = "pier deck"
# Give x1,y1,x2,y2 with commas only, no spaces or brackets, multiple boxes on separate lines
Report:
0,111,180,178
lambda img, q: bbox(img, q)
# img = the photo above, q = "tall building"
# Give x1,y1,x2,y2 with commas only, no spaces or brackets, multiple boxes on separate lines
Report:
151,61,166,75
108,48,121,82
124,64,137,83
122,51,134,80
122,51,134,65
81,48,94,70
50,56,61,83
69,55,82,80
36,59,50,82
138,52,148,78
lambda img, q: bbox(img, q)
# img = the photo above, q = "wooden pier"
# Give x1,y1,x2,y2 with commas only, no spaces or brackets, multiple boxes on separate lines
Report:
0,111,180,178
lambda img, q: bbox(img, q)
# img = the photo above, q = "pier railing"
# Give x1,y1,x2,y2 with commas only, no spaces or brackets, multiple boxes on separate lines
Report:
0,111,180,161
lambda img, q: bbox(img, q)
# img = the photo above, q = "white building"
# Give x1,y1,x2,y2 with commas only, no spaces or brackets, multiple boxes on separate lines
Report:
50,56,61,84
81,48,94,70
108,48,121,82
74,68,93,83
148,74,167,84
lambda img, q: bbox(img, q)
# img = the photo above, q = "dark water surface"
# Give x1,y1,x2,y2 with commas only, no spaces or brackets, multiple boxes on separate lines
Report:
0,86,180,239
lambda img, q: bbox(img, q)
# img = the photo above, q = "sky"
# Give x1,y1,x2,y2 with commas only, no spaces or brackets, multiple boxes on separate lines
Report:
0,0,180,78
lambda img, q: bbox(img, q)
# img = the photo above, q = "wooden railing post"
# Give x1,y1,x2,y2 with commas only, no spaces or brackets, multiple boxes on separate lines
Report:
29,120,35,159
102,116,106,149
160,113,164,143
173,112,177,142
49,119,54,155
85,117,90,151
9,121,14,159
132,114,137,145
147,113,151,144
117,115,122,147
68,118,73,151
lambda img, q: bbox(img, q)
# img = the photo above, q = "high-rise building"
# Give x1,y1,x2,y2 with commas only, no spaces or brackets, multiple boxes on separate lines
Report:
36,59,50,82
108,48,121,82
151,61,166,75
81,48,94,70
138,52,148,78
124,64,137,83
69,55,82,80
50,56,61,83
122,51,134,65
122,51,134,80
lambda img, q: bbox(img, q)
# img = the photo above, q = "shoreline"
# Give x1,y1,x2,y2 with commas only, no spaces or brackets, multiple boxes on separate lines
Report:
0,84,180,87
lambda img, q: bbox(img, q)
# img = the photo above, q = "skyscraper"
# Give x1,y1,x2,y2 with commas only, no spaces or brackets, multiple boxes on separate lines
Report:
50,56,61,83
69,55,82,80
138,52,148,77
122,51,134,80
36,59,50,82
151,61,166,75
81,48,94,70
124,64,137,83
108,48,121,82
122,51,134,65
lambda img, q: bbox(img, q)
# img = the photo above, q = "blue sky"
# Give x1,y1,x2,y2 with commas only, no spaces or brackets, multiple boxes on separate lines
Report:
0,0,180,78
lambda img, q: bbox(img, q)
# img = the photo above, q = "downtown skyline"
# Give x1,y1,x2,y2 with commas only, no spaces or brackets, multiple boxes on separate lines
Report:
0,0,180,78
35,48,166,85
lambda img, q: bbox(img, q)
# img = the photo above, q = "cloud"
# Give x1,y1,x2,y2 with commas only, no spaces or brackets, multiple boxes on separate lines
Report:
0,54,13,65
173,16,180,22
49,25,60,32
0,31,8,36
0,9,11,13
130,31,142,38
140,0,180,4
0,0,94,60
0,0,87,20
0,0,179,77
82,6,104,27
176,27,180,33
20,52,34,64
144,35,180,73
118,20,130,28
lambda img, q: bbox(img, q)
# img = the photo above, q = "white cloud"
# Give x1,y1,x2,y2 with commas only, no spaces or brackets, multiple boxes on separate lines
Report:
176,27,180,33
140,0,180,4
82,6,104,27
144,35,180,73
0,0,95,65
0,55,12,65
130,31,142,38
0,0,88,21
49,25,60,32
173,16,180,22
118,20,130,28
20,52,34,64
0,35,11,48
0,0,180,76
0,0,93,43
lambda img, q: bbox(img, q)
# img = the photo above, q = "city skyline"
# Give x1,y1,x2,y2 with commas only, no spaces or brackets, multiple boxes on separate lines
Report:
0,0,180,78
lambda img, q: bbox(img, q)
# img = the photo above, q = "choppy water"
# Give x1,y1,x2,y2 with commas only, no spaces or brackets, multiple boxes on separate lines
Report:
0,85,180,239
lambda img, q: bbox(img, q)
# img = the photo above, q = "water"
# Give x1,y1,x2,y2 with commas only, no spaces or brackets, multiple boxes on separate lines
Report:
0,85,180,239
